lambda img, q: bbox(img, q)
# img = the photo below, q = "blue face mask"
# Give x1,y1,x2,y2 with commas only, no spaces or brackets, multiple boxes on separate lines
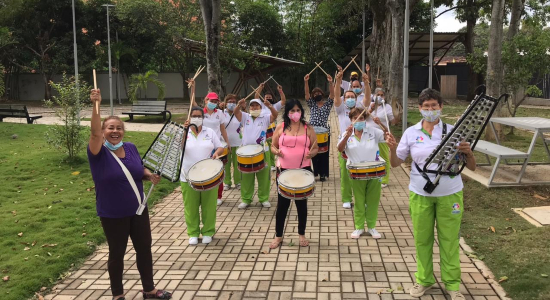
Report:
227,103,236,111
105,140,124,151
353,121,366,131
345,98,356,109
207,102,217,110
353,88,362,94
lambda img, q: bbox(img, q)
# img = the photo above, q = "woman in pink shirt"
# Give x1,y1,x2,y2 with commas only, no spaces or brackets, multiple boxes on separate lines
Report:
269,99,319,249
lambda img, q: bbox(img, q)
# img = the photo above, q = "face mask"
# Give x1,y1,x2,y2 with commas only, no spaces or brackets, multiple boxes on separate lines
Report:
376,96,384,103
250,109,261,117
190,117,203,127
345,98,356,109
207,102,217,110
353,88,362,95
421,109,441,123
313,95,323,102
288,112,301,122
105,140,123,151
227,103,236,111
353,121,366,131
266,98,274,104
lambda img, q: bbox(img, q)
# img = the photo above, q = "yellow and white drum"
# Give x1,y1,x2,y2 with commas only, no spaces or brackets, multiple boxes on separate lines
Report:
347,160,386,180
277,169,316,200
236,144,266,173
187,158,225,191
219,141,229,164
266,122,276,140
314,126,329,153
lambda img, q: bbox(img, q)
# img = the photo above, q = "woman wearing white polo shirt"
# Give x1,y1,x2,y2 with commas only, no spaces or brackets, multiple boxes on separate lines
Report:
180,107,224,245
222,94,243,191
389,88,475,300
255,84,287,171
366,88,396,188
234,98,278,209
337,108,396,240
334,69,371,209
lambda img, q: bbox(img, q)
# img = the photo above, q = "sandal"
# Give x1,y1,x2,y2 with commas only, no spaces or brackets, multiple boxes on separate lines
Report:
142,289,172,299
269,238,282,249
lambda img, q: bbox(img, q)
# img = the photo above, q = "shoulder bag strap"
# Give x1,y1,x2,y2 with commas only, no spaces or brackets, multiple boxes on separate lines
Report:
225,112,235,129
106,147,146,215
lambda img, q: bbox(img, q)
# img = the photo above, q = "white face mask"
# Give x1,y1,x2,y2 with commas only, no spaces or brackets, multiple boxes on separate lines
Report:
250,109,261,117
190,117,203,127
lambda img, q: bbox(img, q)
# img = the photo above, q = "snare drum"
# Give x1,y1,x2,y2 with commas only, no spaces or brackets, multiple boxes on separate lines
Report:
187,159,225,191
347,160,386,180
314,126,329,153
236,144,266,173
266,122,276,140
277,169,316,200
219,141,229,164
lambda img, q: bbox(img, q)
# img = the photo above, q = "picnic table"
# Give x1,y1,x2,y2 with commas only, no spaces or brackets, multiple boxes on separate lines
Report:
474,117,550,187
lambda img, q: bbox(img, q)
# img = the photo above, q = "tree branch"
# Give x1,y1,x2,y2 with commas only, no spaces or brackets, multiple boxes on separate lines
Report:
435,0,490,19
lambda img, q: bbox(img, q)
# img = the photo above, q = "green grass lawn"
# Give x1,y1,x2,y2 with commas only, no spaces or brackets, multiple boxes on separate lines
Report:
0,123,179,300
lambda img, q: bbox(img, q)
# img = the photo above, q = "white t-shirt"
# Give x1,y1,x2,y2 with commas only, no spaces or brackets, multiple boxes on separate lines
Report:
396,120,463,197
180,127,223,182
339,127,386,164
341,80,364,92
261,100,282,117
365,101,394,131
203,108,226,142
240,112,271,147
223,110,242,147
335,99,365,136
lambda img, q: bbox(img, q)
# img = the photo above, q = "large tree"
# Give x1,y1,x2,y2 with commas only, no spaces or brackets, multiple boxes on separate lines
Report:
199,0,222,94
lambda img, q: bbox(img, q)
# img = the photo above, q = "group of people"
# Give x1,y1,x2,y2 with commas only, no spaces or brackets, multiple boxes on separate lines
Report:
87,62,476,300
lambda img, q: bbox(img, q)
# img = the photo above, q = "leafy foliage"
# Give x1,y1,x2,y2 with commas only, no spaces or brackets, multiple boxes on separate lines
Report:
128,70,166,102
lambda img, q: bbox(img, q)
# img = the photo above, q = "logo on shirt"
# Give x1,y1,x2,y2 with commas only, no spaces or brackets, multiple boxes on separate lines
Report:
203,134,211,140
415,136,424,144
452,203,461,214
246,119,251,126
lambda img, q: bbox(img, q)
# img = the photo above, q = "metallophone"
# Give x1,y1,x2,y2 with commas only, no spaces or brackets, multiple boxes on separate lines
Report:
420,85,509,193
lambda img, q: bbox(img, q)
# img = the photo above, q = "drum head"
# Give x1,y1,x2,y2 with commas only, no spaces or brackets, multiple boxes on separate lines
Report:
237,144,264,156
278,169,315,188
188,159,224,182
313,126,328,134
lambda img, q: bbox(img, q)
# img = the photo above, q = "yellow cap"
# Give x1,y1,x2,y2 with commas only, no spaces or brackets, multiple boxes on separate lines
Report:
351,71,359,76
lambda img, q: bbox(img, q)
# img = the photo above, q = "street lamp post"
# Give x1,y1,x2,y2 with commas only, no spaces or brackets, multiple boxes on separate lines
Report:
403,0,410,133
102,4,115,116
72,0,79,124
429,0,434,88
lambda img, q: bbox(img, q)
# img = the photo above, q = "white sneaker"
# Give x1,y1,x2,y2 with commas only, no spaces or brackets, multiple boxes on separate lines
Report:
202,236,212,244
271,166,276,172
223,185,230,191
235,184,241,190
409,283,433,297
217,199,223,206
238,202,249,209
262,201,271,208
351,229,364,239
381,184,388,188
367,228,382,239
448,290,465,300
189,237,199,245
343,202,351,209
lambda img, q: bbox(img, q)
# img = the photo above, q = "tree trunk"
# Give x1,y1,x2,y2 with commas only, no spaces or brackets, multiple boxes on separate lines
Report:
199,0,222,94
368,0,392,90
464,0,480,102
485,0,506,140
507,0,524,42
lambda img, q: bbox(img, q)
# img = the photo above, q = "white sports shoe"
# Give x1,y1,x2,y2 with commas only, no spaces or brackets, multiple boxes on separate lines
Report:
448,290,465,300
351,229,364,239
367,228,382,239
262,201,271,208
409,283,433,297
202,236,212,244
235,184,241,190
238,202,249,209
188,237,199,245
223,185,230,191
217,199,223,206
343,202,352,209
381,184,388,188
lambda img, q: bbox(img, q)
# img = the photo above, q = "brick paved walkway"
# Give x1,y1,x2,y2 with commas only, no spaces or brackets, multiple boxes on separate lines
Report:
46,109,505,300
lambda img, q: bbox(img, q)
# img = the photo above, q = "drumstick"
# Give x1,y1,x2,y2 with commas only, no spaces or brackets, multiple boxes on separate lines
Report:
243,84,265,101
250,85,265,101
381,100,391,134
341,55,358,73
315,61,330,78
93,69,99,114
187,65,205,88
307,62,321,76
331,58,339,67
352,59,365,75
351,108,370,125
271,76,281,87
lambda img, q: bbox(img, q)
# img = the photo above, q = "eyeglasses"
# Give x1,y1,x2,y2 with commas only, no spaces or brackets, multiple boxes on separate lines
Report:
421,103,440,110
281,134,297,148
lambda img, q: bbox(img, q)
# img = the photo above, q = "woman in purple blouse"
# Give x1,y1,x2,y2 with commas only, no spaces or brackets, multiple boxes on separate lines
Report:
88,89,172,300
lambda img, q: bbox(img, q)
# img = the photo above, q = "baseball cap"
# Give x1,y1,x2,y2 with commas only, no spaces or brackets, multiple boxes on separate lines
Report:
206,92,219,100
351,71,359,76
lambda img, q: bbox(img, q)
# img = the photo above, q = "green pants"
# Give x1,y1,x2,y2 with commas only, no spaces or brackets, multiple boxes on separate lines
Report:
339,152,353,203
351,179,381,229
223,147,241,186
378,142,391,184
181,182,217,237
409,191,463,291
265,139,275,168
241,165,270,204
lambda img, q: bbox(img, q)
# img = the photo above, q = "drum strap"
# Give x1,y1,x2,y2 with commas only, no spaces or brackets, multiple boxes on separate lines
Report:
414,123,447,194
225,113,235,129
107,147,146,215
299,125,308,168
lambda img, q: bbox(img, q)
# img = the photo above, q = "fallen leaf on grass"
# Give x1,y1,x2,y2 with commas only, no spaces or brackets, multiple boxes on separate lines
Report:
47,252,52,256
24,247,30,251
11,211,16,216
32,241,37,247
499,276,508,283
533,194,548,200
17,232,23,237
489,226,496,233
82,233,87,237
71,171,80,176
2,276,8,282
41,244,57,248
541,274,549,278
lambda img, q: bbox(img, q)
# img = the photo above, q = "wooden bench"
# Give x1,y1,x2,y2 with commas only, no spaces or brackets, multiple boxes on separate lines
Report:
474,140,530,185
0,104,43,124
122,101,167,121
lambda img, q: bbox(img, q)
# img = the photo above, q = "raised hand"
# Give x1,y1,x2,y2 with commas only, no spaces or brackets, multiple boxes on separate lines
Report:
304,74,310,81
327,74,333,82
185,78,195,87
277,85,283,93
365,64,370,73
90,89,101,104
337,64,343,72
385,133,397,150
